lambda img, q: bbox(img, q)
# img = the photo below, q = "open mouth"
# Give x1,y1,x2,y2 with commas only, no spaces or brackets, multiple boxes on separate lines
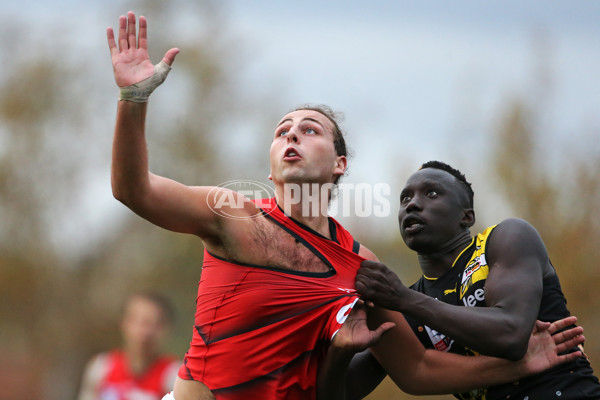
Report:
403,215,425,233
284,147,301,160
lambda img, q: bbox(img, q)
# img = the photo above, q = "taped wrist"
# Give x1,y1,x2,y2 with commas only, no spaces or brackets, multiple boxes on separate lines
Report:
118,61,172,103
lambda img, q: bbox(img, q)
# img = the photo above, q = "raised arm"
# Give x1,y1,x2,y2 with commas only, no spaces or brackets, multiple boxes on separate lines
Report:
357,218,547,360
107,12,255,243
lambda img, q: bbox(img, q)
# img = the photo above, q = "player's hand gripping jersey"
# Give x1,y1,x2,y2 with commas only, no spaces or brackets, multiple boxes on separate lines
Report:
178,198,364,400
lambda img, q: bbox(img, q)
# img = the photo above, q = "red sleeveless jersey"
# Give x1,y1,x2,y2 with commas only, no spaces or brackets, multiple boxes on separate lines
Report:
178,197,365,399
98,350,177,400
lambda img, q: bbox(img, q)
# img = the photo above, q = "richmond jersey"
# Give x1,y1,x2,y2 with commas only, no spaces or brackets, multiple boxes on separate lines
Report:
178,197,364,400
405,225,600,400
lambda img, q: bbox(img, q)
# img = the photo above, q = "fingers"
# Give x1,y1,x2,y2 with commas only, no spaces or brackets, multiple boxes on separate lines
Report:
351,298,375,309
370,322,396,346
374,322,396,337
127,11,137,49
552,324,584,352
557,345,587,364
118,15,128,51
533,320,551,333
106,27,118,56
578,344,590,360
548,316,578,335
112,12,153,55
555,333,585,354
163,48,180,66
138,16,148,50
355,276,367,294
363,300,375,308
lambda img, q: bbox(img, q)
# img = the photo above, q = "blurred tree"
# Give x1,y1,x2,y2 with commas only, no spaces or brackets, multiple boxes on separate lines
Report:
492,98,600,373
0,23,96,400
490,29,600,366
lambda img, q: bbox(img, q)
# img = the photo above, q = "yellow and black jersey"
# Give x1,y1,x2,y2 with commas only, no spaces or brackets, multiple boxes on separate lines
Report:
405,225,600,400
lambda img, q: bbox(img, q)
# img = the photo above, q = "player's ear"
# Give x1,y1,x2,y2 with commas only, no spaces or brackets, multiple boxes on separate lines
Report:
461,209,475,228
333,155,347,178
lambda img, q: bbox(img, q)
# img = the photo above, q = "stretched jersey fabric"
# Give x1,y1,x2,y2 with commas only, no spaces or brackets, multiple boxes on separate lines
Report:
97,350,178,400
405,225,600,400
178,197,364,400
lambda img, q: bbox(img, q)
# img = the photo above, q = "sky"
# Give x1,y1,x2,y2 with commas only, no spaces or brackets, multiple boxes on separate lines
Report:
224,1,600,166
4,0,600,244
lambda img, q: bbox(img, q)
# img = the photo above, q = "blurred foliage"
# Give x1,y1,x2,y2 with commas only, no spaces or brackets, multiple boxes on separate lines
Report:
0,2,599,400
491,98,600,365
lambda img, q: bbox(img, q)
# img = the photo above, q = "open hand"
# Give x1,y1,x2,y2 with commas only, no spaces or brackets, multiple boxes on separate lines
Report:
332,304,396,353
518,316,585,376
106,11,179,87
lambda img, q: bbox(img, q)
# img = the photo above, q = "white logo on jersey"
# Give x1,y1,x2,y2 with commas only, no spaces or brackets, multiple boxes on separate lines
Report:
425,325,454,352
462,288,485,307
461,254,487,284
336,298,359,324
331,298,360,340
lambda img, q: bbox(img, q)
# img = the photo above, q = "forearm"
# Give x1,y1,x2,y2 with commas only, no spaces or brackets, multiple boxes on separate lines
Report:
318,349,386,400
345,350,387,400
394,289,533,359
111,100,151,205
367,308,522,395
405,350,520,395
317,346,355,400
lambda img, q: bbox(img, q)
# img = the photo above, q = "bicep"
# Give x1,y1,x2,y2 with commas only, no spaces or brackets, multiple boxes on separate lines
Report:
138,174,219,236
484,220,547,325
129,176,257,241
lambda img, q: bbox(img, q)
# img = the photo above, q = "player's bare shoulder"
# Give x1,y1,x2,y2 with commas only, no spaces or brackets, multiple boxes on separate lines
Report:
202,189,267,253
204,187,267,222
358,244,379,262
489,218,547,256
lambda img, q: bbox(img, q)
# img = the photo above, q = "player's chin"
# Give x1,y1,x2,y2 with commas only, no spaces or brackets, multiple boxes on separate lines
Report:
402,236,429,253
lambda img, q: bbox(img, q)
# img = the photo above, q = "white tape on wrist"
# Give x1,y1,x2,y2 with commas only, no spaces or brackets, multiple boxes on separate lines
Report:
119,61,172,103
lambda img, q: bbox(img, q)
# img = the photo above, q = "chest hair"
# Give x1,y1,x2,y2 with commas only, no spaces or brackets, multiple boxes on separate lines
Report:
229,217,332,273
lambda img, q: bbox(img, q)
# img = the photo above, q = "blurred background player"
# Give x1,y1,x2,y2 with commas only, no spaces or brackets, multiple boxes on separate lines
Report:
78,292,179,400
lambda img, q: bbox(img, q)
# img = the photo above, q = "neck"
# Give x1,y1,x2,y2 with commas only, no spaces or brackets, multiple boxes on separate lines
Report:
125,345,157,375
417,232,473,278
275,183,332,238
